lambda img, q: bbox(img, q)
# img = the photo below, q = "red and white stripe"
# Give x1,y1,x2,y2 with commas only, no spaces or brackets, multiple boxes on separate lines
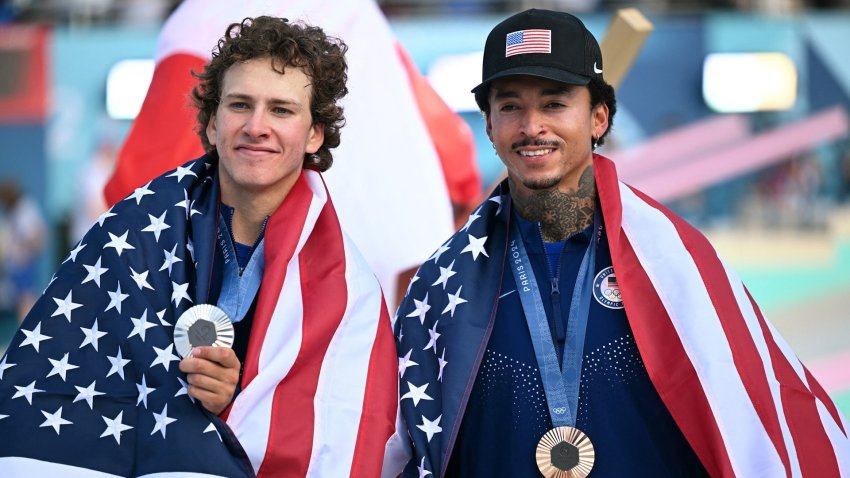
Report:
225,169,397,477
595,154,850,477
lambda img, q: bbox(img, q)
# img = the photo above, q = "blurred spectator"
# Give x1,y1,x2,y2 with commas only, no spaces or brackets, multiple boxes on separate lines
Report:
69,138,115,244
0,180,46,322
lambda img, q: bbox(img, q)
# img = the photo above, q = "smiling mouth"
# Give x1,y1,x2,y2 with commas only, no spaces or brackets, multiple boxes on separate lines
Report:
518,149,553,157
237,145,277,154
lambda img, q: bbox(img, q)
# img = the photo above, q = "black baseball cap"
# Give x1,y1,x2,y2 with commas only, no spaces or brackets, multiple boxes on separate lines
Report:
471,9,603,96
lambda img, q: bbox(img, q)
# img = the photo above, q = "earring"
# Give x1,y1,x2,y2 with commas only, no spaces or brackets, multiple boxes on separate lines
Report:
491,142,496,150
592,136,599,150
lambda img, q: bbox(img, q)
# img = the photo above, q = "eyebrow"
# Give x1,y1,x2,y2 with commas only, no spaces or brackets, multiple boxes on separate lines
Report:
222,92,303,107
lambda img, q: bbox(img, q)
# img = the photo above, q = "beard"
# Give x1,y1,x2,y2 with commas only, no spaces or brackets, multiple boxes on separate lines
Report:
522,175,561,190
507,138,564,191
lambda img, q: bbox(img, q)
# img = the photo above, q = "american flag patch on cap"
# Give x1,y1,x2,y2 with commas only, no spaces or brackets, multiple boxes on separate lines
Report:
505,29,551,57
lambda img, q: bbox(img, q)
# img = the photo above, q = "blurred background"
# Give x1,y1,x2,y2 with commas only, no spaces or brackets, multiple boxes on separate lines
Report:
0,0,848,418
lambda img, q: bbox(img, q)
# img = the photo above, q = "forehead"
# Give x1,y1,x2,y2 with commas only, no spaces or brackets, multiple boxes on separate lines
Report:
221,57,313,99
489,75,582,98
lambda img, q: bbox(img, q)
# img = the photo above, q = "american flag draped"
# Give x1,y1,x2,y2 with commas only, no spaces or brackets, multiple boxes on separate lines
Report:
0,155,398,477
386,154,850,477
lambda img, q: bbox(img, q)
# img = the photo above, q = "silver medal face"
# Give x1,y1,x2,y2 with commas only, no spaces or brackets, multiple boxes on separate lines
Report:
173,304,234,358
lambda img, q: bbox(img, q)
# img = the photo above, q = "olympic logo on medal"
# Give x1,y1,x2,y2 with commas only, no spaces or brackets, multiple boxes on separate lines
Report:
592,266,624,309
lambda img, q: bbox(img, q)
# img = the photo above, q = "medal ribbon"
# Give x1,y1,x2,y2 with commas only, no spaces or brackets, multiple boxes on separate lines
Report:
216,214,264,324
508,210,598,427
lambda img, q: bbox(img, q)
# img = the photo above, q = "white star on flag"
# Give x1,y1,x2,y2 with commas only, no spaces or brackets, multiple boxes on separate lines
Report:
63,241,86,263
81,257,109,287
489,195,503,214
428,239,452,264
418,457,432,478
187,239,197,264
142,211,171,242
100,411,133,444
175,376,195,403
160,243,183,275
156,309,171,326
432,260,457,290
175,190,201,219
151,404,177,438
103,230,136,256
204,422,222,441
151,344,180,371
460,207,481,232
13,380,44,404
105,282,129,315
130,267,154,290
96,209,116,227
43,275,57,293
424,320,441,353
136,374,156,409
167,165,198,183
128,310,157,342
79,318,108,351
399,349,418,378
401,381,434,407
406,292,432,325
47,353,79,382
73,381,105,409
417,414,442,443
406,273,420,295
126,181,155,205
442,285,468,317
106,347,131,379
19,322,51,352
461,234,489,261
438,348,448,382
51,291,83,322
171,281,192,307
0,356,15,379
40,406,72,434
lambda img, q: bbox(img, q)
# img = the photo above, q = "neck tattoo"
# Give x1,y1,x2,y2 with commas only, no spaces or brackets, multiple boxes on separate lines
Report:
512,166,596,243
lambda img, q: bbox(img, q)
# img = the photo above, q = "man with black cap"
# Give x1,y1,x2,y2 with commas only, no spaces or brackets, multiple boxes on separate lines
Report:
387,8,850,478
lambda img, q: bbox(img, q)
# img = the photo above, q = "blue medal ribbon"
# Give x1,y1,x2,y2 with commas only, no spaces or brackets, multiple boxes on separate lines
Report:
508,209,599,427
216,214,264,324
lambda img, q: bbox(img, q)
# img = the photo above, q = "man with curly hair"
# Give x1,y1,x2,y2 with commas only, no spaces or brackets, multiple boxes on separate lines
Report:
0,16,396,477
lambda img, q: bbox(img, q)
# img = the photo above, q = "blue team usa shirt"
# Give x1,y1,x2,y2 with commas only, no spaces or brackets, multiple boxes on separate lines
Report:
446,212,708,477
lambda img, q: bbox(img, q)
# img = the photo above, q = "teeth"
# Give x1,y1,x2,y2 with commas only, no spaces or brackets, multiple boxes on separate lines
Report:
519,149,552,157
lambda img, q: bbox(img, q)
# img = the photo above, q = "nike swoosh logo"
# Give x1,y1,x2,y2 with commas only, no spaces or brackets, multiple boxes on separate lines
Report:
593,62,603,74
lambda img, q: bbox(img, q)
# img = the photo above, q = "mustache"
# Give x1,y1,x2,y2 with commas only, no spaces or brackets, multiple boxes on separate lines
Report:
510,139,561,149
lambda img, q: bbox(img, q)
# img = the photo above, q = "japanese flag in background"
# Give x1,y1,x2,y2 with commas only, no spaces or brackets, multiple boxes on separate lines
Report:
105,0,481,303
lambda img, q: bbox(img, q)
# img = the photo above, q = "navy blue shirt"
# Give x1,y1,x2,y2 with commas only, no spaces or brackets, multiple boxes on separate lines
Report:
446,211,707,477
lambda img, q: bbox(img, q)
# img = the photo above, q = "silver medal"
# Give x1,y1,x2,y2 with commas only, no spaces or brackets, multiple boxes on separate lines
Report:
173,304,234,358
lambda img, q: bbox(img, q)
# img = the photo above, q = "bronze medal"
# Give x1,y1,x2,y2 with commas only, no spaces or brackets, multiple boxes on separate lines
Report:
535,426,595,478
173,304,234,358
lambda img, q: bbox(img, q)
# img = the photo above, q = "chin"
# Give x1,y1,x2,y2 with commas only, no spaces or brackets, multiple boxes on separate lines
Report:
522,176,561,190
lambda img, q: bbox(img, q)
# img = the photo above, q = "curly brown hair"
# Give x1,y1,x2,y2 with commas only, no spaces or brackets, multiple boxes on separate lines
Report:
192,16,348,171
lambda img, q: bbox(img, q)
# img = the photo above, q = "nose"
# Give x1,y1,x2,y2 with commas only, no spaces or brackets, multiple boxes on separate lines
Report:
519,108,546,138
243,110,270,138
